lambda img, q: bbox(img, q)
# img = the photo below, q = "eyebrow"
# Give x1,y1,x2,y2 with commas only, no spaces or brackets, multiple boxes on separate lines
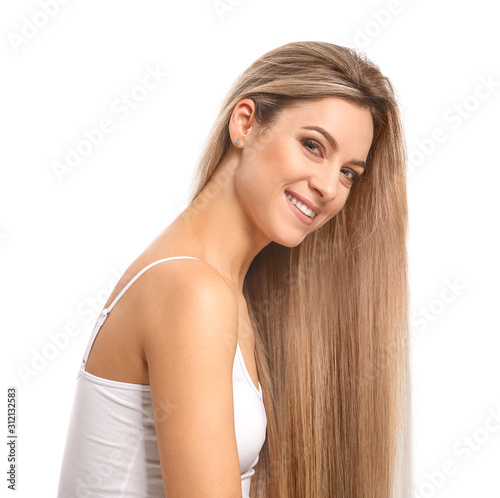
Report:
301,125,367,169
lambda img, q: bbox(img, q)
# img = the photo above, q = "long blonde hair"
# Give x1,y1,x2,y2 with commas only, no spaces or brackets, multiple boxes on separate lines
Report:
187,41,412,497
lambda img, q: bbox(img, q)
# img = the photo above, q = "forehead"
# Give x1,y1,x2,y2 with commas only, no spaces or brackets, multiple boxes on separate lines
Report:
276,97,374,151
280,97,371,125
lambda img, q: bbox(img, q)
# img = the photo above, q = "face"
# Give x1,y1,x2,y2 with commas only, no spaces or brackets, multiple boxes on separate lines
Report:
232,97,374,247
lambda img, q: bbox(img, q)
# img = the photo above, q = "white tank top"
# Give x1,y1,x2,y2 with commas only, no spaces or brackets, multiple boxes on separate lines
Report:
57,256,267,498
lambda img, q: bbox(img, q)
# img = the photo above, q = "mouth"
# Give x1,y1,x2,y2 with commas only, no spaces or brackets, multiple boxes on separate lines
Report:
284,190,317,226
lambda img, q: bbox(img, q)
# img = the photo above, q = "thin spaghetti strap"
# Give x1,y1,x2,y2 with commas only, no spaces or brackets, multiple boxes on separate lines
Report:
104,256,201,315
80,256,200,371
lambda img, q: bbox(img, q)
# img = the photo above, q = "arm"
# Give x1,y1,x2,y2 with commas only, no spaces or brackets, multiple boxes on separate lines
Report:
143,264,242,498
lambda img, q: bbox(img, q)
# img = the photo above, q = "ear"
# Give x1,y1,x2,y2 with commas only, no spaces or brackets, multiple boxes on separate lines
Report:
228,98,256,147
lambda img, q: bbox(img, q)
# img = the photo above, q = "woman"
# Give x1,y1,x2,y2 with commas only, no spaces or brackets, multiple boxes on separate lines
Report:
57,41,411,497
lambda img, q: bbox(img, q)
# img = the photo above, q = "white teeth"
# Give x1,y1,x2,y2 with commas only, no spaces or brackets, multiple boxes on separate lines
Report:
286,192,316,218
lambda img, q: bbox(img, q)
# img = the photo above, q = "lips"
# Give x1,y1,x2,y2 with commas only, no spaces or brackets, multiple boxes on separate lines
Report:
284,190,321,215
285,192,314,226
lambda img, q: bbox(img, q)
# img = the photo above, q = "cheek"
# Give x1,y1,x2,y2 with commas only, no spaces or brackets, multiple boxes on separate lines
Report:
237,142,289,197
257,134,299,178
321,196,350,225
234,161,272,217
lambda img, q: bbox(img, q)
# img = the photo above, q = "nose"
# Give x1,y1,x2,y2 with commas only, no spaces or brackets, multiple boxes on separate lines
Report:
308,166,339,202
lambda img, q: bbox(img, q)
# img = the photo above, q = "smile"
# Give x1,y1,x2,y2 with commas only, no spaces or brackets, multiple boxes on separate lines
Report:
284,191,316,226
285,192,317,218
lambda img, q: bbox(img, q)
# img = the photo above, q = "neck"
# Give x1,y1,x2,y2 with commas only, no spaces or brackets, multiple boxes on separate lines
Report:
157,156,272,292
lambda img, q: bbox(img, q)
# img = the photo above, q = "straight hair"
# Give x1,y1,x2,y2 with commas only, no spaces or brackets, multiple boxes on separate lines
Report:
187,41,412,497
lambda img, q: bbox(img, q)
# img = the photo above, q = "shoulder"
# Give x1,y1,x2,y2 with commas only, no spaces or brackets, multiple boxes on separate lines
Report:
141,257,236,306
131,257,238,349
122,256,235,305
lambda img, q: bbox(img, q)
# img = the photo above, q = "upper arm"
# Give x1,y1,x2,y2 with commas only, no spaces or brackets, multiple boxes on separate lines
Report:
142,263,242,497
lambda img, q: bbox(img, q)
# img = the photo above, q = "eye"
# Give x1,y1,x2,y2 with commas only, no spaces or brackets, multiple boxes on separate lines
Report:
340,168,360,184
301,138,325,157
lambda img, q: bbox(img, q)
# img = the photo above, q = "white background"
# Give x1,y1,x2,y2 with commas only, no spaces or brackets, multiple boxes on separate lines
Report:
1,1,499,496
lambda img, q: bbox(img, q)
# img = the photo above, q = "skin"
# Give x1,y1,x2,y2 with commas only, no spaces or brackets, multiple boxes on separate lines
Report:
157,96,374,293
85,96,374,389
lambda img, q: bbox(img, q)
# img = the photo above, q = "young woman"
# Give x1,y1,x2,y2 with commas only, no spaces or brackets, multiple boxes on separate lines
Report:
57,41,411,497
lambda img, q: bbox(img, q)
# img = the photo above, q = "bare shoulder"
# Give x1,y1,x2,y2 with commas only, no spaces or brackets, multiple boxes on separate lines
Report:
135,257,239,350
139,256,240,367
133,257,235,297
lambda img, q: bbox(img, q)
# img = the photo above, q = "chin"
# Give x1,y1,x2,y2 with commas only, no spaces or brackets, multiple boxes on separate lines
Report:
269,230,308,248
